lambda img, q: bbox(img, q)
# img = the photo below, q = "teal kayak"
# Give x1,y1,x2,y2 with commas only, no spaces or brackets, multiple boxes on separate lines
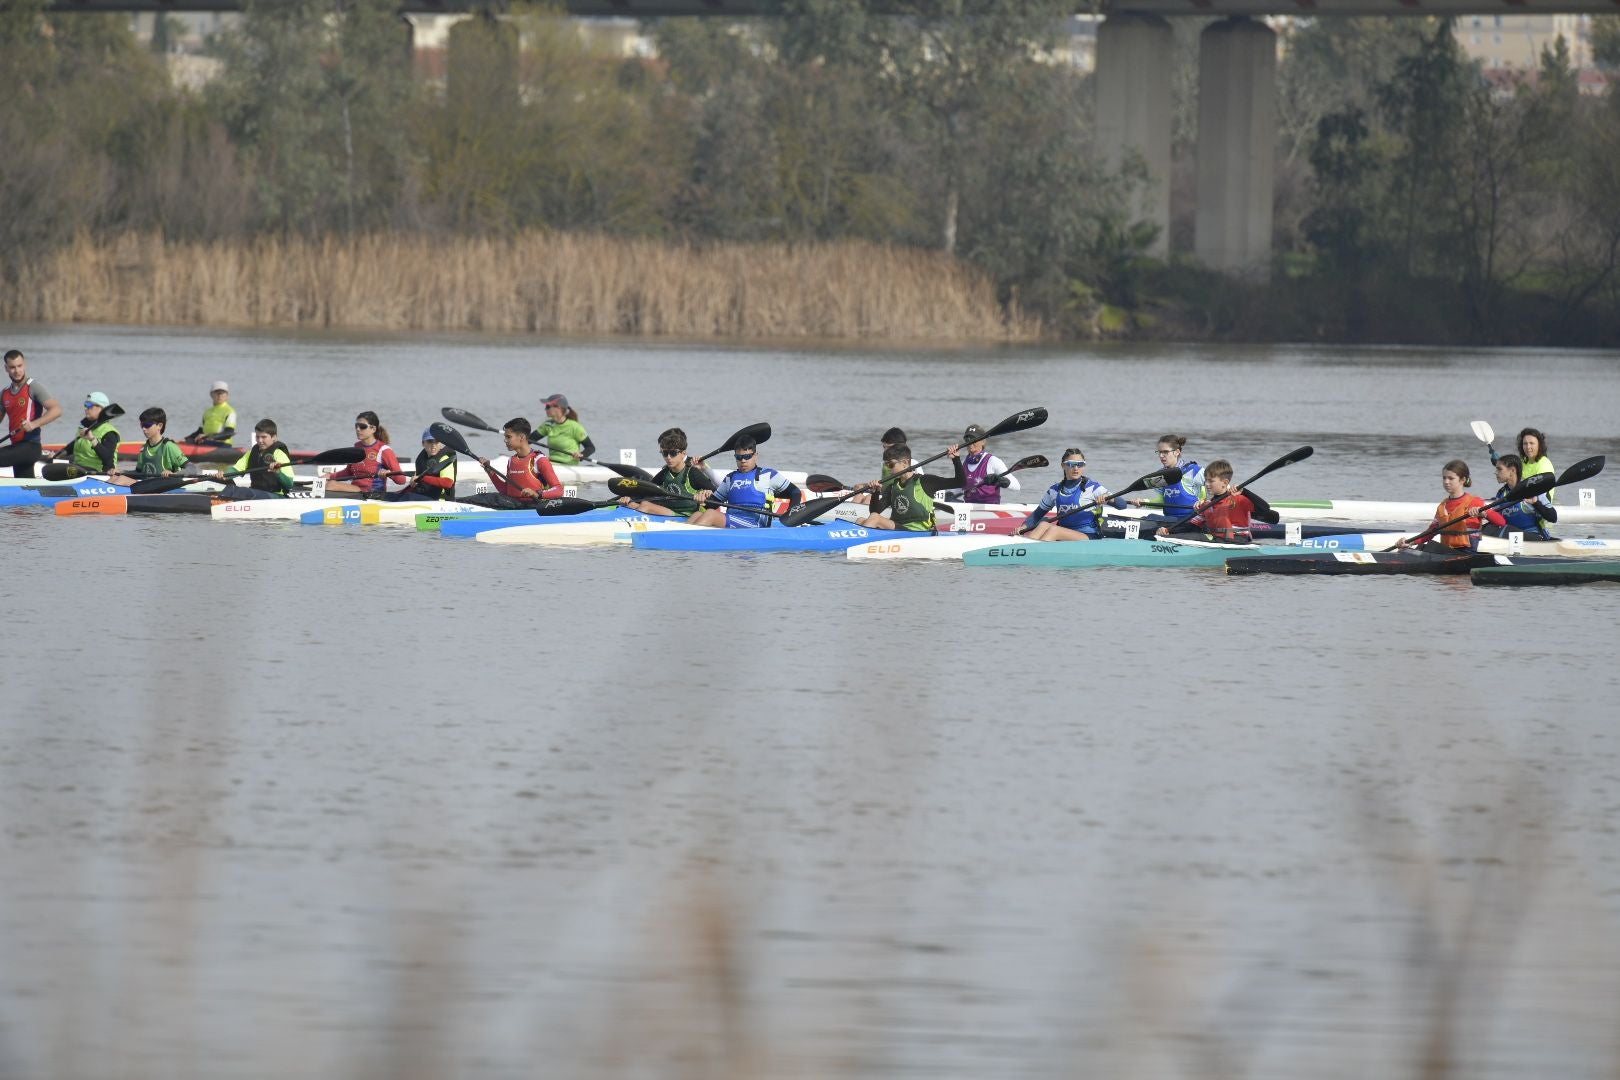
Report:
962,535,1377,569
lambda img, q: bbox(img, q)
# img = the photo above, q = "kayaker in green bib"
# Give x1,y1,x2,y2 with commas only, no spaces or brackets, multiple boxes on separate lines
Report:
857,442,964,533
109,407,188,486
185,381,238,447
535,393,595,466
64,392,122,475
619,427,716,517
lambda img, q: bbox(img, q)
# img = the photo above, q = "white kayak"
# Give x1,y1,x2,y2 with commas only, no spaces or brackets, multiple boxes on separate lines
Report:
475,518,691,546
847,533,1029,561
211,497,372,521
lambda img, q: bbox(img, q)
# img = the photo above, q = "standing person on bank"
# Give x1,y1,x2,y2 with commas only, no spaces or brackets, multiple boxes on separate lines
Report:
1,349,63,478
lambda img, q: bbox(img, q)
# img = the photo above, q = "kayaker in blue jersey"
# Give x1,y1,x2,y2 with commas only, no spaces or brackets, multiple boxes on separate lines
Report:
1017,450,1111,540
1127,434,1203,518
689,436,800,528
858,442,963,532
1487,453,1557,539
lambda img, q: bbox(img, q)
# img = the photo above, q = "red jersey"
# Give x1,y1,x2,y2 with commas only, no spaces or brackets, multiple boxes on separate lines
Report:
330,440,405,493
3,379,45,444
1195,491,1257,542
485,450,562,500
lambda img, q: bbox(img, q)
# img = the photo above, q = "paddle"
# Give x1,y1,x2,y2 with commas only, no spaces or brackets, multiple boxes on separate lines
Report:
127,447,365,495
693,422,772,465
782,408,1047,528
810,454,1049,496
1394,455,1604,549
40,404,126,477
533,478,670,516
1014,466,1183,535
1157,446,1314,533
440,406,651,479
441,406,498,433
431,420,513,485
1471,420,1495,451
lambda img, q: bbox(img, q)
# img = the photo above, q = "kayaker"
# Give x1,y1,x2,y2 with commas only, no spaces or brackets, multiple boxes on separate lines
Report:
1487,453,1557,540
619,427,715,516
108,407,188,486
690,436,801,528
1404,459,1505,551
1,348,63,479
855,427,912,506
184,381,238,447
857,443,963,533
1128,434,1204,518
325,411,407,496
954,423,1021,504
1490,427,1555,501
61,392,122,476
1018,450,1111,541
535,394,595,466
226,419,296,497
389,428,459,502
1154,458,1280,543
464,417,563,507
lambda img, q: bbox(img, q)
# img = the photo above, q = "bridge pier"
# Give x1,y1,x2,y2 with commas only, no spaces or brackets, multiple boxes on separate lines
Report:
1095,14,1172,258
1194,17,1277,275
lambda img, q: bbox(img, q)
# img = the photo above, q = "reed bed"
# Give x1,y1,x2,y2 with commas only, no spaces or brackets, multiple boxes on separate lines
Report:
8,232,1037,343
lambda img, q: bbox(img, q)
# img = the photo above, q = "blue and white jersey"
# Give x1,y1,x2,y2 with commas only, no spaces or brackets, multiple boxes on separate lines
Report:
717,466,794,529
1024,476,1109,536
1495,483,1553,538
1150,459,1204,515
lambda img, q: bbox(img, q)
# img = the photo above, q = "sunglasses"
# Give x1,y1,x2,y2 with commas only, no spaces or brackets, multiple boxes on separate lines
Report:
661,449,683,458
734,453,755,462
1062,460,1086,468
141,421,161,429
355,422,373,430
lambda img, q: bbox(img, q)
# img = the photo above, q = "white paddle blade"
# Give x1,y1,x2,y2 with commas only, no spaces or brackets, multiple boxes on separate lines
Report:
1471,420,1495,444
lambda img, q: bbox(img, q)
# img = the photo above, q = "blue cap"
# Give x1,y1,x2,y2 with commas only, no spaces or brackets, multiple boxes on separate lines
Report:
421,427,437,442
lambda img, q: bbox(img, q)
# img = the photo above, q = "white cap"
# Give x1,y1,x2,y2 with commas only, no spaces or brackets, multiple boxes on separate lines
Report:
211,380,229,392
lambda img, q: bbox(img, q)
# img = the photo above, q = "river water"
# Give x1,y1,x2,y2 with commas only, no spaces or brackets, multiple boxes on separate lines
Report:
4,324,1620,1079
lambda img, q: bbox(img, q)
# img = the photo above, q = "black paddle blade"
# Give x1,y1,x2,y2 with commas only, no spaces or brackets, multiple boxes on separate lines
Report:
805,474,847,494
607,477,667,500
534,497,599,517
1555,455,1605,486
1506,472,1558,502
1010,455,1048,472
1120,467,1182,497
698,422,771,461
429,421,476,458
1240,445,1313,488
980,407,1047,441
600,461,655,482
130,475,196,494
441,407,499,432
307,446,367,466
40,463,86,482
783,494,842,528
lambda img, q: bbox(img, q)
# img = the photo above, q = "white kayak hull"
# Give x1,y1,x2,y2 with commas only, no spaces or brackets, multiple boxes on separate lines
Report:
847,534,1027,561
475,519,691,546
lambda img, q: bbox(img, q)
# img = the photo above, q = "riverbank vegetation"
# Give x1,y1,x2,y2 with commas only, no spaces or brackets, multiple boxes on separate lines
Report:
2,1,1618,345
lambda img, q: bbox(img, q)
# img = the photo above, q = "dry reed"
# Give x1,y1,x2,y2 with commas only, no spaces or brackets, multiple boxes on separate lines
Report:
8,232,1037,343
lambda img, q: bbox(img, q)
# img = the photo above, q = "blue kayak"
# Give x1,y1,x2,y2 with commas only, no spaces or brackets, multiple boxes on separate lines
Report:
440,505,656,538
0,477,125,507
631,522,918,552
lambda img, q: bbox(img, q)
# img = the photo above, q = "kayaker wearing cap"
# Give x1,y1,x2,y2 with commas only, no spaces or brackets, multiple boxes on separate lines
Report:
535,394,594,466
857,442,962,532
690,436,800,528
225,419,296,497
619,427,715,516
955,423,1020,504
1487,453,1556,540
1018,450,1110,540
325,411,407,495
185,381,238,447
1,349,62,479
389,428,459,502
108,407,188,486
61,392,122,475
1128,434,1203,519
463,417,563,507
1154,458,1280,543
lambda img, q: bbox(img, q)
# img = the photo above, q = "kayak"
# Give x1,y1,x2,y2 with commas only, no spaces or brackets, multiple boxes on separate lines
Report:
1224,550,1502,576
437,506,651,538
55,492,230,516
475,518,693,546
300,501,472,525
0,477,125,507
42,440,243,464
849,533,1032,561
962,534,1399,569
1471,561,1620,586
630,521,916,553
211,497,374,522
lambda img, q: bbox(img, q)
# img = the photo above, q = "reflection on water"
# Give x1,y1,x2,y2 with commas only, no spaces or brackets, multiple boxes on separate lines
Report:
3,325,1619,1077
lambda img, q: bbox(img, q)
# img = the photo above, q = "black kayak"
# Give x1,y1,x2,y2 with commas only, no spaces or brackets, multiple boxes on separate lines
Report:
1098,518,1390,541
125,492,230,514
1471,561,1620,587
1225,549,1500,576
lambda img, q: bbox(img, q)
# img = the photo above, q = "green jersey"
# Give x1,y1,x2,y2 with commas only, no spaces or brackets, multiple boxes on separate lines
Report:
134,438,188,477
536,418,589,465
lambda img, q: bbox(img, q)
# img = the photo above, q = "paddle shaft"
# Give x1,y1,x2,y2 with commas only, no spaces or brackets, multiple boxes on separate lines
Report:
1161,447,1314,531
1395,455,1602,547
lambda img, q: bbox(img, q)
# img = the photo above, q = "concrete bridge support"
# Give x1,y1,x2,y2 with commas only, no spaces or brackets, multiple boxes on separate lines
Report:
1194,17,1277,275
1095,14,1172,258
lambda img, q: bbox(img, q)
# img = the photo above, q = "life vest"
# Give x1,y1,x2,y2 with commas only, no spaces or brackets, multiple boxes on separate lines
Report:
71,418,122,473
1494,483,1550,538
199,402,237,438
886,473,936,532
347,440,397,492
1200,491,1256,543
656,462,705,515
1433,494,1487,550
2,379,43,444
1047,478,1105,535
134,438,187,478
1154,459,1203,514
410,448,458,499
242,441,293,493
960,452,1000,504
718,466,785,529
1521,455,1556,502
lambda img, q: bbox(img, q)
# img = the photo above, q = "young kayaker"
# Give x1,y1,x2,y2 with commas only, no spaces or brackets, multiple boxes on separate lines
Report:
1017,450,1111,541
226,419,296,497
184,381,238,447
465,417,563,507
1490,427,1555,501
1487,453,1557,540
61,392,122,475
854,428,912,506
1128,434,1204,518
1,349,63,479
857,443,963,533
535,394,595,466
1404,459,1506,551
690,436,801,528
953,423,1021,504
108,407,188,486
325,411,407,496
619,427,715,516
1154,458,1280,543
389,428,459,502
